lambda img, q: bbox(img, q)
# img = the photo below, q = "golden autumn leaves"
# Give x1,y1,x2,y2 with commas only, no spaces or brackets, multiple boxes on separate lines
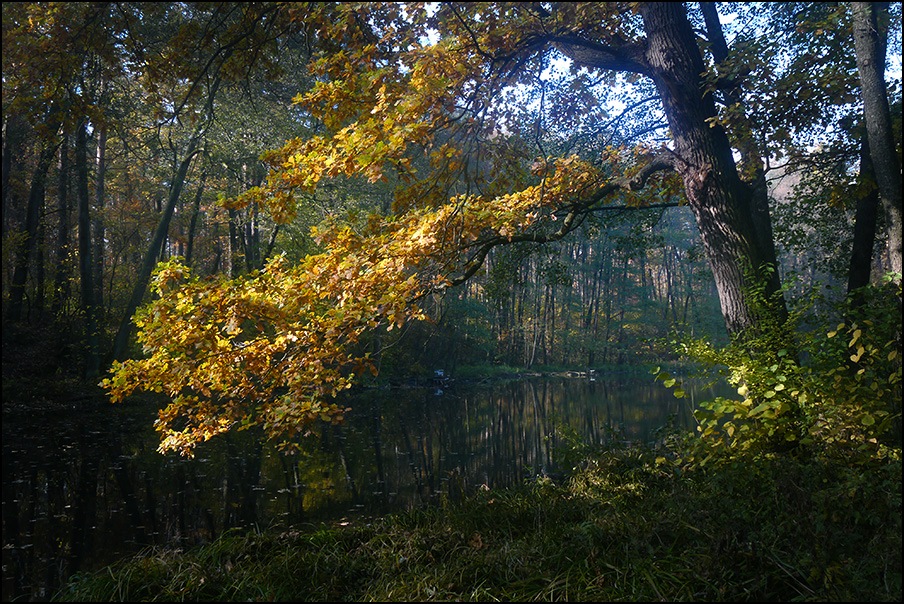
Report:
100,3,681,455
101,155,620,456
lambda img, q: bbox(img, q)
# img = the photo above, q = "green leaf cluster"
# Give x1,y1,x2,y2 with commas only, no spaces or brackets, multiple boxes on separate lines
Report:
656,276,901,467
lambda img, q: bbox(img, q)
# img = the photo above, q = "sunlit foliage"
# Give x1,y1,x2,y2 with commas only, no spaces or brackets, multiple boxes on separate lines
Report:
104,149,677,455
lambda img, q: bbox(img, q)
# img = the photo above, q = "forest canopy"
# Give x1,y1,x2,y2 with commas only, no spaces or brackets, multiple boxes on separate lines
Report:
2,2,901,456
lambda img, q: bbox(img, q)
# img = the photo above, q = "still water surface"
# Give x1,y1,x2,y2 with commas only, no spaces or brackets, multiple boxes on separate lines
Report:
2,374,728,601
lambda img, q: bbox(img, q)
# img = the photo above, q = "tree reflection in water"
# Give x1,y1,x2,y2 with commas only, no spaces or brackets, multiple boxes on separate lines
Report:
1,375,729,601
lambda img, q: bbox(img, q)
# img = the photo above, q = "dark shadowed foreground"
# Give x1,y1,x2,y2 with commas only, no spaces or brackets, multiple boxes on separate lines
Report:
54,436,901,602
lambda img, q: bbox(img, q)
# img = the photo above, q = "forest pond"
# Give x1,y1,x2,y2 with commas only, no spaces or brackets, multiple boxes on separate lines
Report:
2,373,730,601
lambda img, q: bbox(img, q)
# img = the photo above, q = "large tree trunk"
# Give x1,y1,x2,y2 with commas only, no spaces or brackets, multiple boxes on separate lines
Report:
699,2,783,310
851,1,902,279
638,2,785,337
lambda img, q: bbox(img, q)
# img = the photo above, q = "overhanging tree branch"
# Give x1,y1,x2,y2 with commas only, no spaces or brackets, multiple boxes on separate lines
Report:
445,156,676,287
548,34,649,75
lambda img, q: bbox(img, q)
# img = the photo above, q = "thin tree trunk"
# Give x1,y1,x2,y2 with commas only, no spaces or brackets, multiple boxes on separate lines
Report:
6,140,59,323
244,211,257,272
2,115,26,238
847,134,881,299
601,250,613,364
76,119,102,378
110,143,203,363
52,134,72,316
35,200,46,318
111,70,221,363
211,217,224,274
263,224,281,264
92,123,107,317
228,208,241,277
185,171,208,267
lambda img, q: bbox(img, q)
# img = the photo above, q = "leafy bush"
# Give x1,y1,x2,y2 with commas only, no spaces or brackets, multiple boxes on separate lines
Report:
656,275,902,467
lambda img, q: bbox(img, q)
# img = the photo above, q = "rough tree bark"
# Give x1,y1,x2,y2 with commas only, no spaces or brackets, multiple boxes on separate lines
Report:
551,2,787,337
638,2,784,336
848,135,881,297
852,1,903,279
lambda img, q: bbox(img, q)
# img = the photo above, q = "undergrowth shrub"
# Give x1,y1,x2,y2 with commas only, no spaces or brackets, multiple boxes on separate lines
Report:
656,274,902,467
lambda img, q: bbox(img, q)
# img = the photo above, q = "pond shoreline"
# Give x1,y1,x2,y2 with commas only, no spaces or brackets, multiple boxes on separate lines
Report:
1,362,670,417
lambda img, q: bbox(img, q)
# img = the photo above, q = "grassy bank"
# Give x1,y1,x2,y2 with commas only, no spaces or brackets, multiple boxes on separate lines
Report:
54,435,901,602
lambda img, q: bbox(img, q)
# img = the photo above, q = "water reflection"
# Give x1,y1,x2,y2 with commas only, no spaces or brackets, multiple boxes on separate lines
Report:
1,375,727,601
